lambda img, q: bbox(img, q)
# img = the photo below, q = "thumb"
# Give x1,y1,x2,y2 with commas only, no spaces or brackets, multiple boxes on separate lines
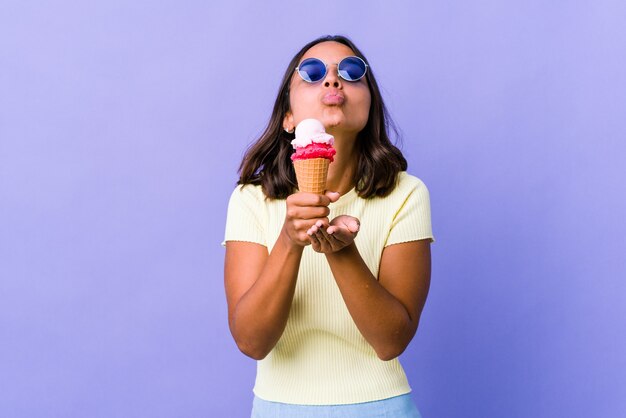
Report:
348,218,360,233
324,190,341,203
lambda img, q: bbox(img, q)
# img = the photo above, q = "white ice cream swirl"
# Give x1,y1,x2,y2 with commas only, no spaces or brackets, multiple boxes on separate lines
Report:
291,119,335,148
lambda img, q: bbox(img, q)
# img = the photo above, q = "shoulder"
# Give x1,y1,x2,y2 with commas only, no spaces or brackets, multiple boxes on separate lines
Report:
226,183,286,218
383,172,435,243
228,183,267,204
360,172,430,212
391,171,430,197
223,183,270,247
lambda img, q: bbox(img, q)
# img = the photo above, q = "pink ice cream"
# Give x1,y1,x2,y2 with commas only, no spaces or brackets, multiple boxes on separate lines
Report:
290,119,336,162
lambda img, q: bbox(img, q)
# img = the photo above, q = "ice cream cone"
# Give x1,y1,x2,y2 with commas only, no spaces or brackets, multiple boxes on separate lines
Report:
293,158,329,194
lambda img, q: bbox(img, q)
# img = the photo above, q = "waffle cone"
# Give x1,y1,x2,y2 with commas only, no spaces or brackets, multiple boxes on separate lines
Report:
293,158,330,194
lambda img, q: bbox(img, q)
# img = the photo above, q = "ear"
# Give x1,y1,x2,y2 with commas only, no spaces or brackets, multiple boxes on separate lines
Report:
283,111,294,132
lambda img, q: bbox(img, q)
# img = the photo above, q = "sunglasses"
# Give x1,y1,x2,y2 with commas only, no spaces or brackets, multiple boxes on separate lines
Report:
295,56,369,83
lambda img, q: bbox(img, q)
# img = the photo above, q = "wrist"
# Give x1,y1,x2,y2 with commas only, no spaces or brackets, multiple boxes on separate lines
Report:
325,241,357,260
279,227,306,253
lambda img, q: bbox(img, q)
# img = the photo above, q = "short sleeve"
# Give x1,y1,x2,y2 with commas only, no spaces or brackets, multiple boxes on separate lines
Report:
385,180,435,246
221,184,267,247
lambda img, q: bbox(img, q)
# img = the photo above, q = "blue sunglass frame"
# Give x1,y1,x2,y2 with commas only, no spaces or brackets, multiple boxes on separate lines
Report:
296,56,369,83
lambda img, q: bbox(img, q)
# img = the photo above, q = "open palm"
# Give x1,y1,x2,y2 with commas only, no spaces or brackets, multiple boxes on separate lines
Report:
307,215,360,253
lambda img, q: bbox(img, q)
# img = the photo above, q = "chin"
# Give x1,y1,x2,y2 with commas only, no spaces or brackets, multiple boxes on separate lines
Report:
320,112,344,129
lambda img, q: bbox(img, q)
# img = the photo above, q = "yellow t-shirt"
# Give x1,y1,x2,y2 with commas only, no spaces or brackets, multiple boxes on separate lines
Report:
222,171,435,405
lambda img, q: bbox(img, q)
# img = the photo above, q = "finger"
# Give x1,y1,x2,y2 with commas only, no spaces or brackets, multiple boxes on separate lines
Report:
326,231,344,248
314,230,332,252
317,226,340,250
289,206,330,220
308,229,321,249
317,225,333,242
295,192,332,207
310,219,330,232
315,231,332,253
328,227,351,245
325,221,339,236
319,225,346,250
348,219,360,233
304,207,331,220
324,190,340,203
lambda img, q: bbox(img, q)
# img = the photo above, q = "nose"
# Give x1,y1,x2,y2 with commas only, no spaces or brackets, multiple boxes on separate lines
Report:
324,63,342,88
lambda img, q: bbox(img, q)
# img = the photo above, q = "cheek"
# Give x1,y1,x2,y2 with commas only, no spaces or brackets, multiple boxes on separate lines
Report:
353,91,372,122
289,85,317,115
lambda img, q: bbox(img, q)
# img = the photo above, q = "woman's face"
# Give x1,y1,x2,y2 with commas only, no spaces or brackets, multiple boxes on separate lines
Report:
284,41,371,138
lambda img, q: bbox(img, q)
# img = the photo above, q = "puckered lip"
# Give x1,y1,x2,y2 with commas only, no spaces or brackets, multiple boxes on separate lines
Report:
322,90,345,105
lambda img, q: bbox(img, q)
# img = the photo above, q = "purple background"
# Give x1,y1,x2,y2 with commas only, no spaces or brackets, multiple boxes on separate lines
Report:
1,1,625,417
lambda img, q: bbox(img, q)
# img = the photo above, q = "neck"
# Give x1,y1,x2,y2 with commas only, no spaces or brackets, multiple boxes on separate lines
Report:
326,132,357,196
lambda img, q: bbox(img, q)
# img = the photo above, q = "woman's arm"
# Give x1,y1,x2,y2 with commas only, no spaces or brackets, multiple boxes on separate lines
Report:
224,234,303,360
224,192,339,360
309,222,431,360
326,239,431,360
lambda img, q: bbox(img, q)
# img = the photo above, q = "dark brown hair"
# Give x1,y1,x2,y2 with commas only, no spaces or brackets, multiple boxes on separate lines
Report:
237,34,407,199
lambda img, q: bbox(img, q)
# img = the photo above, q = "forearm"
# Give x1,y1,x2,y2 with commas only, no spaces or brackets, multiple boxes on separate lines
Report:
325,243,415,360
232,230,303,359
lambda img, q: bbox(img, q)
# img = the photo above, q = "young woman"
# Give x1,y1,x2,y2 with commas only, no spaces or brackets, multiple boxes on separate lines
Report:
222,35,434,418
